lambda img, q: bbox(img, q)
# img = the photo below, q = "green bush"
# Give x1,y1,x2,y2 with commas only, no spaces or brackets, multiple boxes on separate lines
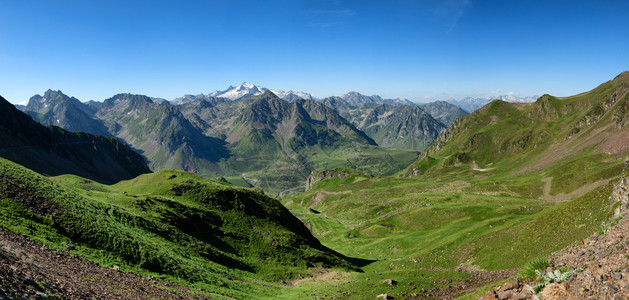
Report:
521,257,551,280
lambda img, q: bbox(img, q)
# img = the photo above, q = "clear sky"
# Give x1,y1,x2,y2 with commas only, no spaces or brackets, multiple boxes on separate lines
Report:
1,0,628,104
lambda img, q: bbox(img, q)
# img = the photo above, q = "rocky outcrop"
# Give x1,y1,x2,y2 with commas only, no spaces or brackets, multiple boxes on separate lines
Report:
479,278,535,300
611,159,629,219
305,168,371,191
403,165,422,178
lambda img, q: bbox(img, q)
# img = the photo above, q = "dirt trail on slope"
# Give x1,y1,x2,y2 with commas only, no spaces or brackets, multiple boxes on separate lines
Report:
539,177,612,202
479,163,629,299
0,229,206,299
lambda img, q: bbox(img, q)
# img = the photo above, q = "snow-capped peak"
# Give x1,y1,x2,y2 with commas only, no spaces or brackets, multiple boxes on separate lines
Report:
269,89,313,101
209,82,267,100
208,83,313,101
240,82,256,90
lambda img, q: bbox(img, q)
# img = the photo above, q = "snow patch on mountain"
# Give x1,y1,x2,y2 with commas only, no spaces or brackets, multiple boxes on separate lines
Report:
206,83,313,101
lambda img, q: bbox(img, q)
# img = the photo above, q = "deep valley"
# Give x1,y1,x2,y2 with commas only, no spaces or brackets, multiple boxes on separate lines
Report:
2,72,629,299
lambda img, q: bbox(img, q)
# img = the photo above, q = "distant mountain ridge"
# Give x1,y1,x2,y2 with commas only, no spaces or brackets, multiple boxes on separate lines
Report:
340,91,414,106
207,82,314,102
97,93,229,175
358,104,446,150
319,94,467,151
17,84,476,193
447,94,539,113
418,101,469,126
26,90,109,136
20,89,421,194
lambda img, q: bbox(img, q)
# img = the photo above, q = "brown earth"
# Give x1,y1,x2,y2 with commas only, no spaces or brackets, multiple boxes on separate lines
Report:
0,229,207,299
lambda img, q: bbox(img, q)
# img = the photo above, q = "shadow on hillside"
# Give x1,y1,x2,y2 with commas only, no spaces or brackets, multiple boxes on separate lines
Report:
342,255,377,268
314,244,377,271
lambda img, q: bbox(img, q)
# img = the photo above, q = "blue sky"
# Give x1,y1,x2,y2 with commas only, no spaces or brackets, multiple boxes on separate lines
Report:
1,0,628,104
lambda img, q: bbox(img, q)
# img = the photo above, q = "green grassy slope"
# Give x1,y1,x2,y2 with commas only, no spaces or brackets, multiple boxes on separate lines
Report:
407,71,629,181
0,158,355,299
280,161,619,298
277,72,629,298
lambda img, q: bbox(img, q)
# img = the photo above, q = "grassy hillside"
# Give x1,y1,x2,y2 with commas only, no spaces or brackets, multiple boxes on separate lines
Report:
277,72,629,298
407,71,629,180
280,170,618,298
0,158,355,299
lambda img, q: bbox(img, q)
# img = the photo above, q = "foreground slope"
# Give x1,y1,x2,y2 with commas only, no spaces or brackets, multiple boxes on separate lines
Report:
0,228,200,299
279,72,629,299
0,158,355,298
0,95,150,184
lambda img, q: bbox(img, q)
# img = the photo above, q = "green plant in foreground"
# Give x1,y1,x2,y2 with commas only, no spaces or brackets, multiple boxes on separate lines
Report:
598,215,623,235
533,269,573,293
521,258,551,280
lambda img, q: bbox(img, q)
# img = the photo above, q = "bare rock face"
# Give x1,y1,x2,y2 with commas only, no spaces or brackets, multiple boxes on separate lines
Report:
403,165,421,178
540,283,570,300
479,277,536,300
611,160,629,219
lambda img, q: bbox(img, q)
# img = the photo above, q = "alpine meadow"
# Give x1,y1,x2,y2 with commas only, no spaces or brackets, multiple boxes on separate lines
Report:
2,1,629,299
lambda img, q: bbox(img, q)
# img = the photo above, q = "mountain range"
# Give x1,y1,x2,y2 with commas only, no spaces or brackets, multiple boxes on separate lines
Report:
0,95,150,184
207,82,314,101
2,72,629,299
20,85,468,193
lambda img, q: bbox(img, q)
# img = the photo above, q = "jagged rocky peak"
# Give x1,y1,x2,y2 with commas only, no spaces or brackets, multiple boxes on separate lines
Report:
418,100,468,126
26,89,77,111
0,94,151,183
339,91,414,106
102,93,154,108
341,91,383,105
86,100,102,107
